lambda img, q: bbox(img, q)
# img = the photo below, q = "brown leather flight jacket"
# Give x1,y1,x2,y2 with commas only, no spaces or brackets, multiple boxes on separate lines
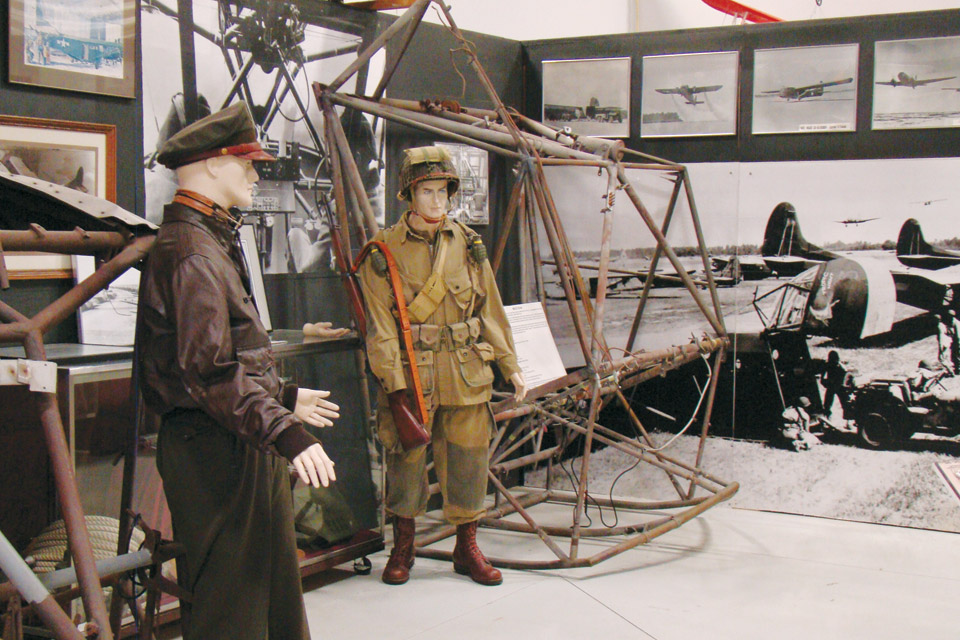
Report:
137,201,314,459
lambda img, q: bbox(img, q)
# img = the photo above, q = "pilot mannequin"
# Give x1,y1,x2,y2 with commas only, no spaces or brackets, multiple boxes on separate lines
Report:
137,102,336,640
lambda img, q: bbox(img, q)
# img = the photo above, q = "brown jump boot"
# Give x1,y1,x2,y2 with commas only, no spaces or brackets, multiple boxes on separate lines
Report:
382,516,416,585
452,521,502,586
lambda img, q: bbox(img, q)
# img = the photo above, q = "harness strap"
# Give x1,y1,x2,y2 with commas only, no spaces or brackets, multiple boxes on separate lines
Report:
354,240,428,425
406,232,450,324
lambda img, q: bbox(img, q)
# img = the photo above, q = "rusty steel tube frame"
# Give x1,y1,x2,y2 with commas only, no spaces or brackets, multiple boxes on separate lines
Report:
0,231,154,639
312,0,735,571
625,173,684,352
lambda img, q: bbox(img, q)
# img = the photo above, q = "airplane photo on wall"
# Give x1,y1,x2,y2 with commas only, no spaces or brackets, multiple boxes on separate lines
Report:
640,50,739,138
752,43,859,135
541,57,631,138
873,35,960,130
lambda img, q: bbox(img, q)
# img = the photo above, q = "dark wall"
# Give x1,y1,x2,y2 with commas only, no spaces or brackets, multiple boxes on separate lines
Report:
384,20,525,304
0,0,144,215
523,9,960,164
1,1,144,343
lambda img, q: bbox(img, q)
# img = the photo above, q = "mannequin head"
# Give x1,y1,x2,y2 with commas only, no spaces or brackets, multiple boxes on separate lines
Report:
157,101,273,212
409,178,449,226
176,155,259,210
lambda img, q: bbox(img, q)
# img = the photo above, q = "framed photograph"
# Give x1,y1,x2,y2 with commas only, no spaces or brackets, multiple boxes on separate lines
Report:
436,142,489,225
873,35,960,130
1,115,117,279
753,44,858,135
542,57,631,138
641,51,739,138
8,0,136,98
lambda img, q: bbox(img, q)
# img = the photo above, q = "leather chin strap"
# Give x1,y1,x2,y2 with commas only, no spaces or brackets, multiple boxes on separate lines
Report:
410,210,446,224
173,189,243,230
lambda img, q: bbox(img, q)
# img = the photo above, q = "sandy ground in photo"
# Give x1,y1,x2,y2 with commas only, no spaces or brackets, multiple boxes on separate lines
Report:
525,431,960,533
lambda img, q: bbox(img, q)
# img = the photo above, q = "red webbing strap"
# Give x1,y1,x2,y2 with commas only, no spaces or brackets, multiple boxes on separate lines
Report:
353,240,428,424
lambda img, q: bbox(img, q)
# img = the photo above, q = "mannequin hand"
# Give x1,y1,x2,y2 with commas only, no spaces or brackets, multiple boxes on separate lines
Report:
294,388,340,428
292,443,336,488
510,372,527,403
302,321,351,339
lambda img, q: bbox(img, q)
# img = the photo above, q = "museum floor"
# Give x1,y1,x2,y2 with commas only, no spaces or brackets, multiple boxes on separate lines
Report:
161,501,959,639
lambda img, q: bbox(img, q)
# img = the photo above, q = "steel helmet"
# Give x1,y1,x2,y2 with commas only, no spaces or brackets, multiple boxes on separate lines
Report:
397,146,459,201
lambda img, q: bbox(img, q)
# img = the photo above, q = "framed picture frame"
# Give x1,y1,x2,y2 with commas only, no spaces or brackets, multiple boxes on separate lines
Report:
1,115,117,279
436,142,489,225
541,57,631,138
8,0,136,98
753,44,859,135
873,35,960,130
641,51,739,138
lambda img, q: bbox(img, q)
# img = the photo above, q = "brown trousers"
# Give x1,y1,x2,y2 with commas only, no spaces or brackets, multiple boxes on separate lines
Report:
158,410,309,640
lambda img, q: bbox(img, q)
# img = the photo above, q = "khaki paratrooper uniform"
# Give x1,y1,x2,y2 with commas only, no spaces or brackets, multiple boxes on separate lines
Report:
358,213,521,524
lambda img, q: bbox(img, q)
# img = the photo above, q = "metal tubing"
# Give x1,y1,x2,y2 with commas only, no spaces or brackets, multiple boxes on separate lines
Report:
590,199,614,365
489,445,560,474
570,380,601,559
616,165,724,336
613,387,687,499
490,178,524,275
38,550,153,592
493,404,535,422
33,235,152,336
490,422,543,466
323,100,368,246
542,407,722,492
589,481,739,565
487,471,569,561
25,332,113,639
0,229,130,254
326,0,431,93
689,350,725,498
371,0,430,101
625,174,684,352
327,91,600,162
682,169,727,333
533,165,597,331
525,173,593,361
524,186,546,303
546,489,710,511
323,100,381,238
322,91,525,160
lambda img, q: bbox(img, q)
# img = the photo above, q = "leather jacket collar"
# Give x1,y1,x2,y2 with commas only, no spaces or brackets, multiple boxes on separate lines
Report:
162,194,239,252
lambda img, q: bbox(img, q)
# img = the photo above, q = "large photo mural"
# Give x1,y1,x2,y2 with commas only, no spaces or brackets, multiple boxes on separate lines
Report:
535,157,960,533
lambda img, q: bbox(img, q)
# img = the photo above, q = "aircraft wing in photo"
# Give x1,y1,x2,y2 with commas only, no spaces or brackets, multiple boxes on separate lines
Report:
656,84,722,105
762,77,853,101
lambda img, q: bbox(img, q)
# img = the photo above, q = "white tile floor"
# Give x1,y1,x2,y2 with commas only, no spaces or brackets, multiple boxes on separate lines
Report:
301,502,960,640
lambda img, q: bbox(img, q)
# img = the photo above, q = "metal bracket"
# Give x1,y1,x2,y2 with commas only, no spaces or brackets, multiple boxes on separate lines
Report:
0,359,57,393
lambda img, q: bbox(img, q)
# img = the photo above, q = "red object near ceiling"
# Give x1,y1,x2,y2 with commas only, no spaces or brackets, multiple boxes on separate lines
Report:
701,0,782,23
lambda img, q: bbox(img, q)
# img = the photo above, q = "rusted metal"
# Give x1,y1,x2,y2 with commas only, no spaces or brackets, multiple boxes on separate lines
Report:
489,178,524,275
683,169,727,332
311,0,736,571
0,178,163,638
625,174,685,352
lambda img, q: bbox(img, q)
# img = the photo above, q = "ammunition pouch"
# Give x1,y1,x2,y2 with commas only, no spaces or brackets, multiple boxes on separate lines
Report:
410,317,482,352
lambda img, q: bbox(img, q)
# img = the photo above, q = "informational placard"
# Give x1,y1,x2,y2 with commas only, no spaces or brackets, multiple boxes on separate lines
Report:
503,302,567,388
